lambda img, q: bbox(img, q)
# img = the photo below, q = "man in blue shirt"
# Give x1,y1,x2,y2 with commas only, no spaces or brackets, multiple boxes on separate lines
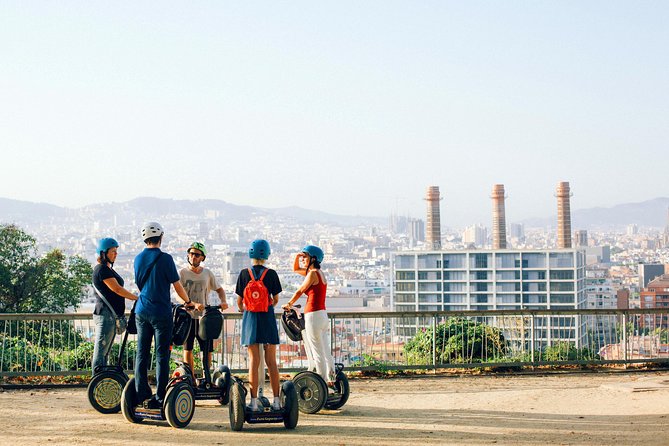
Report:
133,222,201,408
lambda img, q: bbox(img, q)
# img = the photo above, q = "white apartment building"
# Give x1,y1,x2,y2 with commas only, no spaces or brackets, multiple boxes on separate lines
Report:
585,266,618,348
462,224,488,248
391,249,587,346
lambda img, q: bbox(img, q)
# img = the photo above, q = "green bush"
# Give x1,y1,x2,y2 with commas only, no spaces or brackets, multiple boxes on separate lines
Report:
404,318,507,365
538,341,599,361
0,336,62,372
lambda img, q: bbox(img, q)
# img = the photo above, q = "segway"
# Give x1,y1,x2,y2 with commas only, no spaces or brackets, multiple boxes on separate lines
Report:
228,344,299,431
120,304,196,428
87,305,136,414
282,307,350,413
171,306,232,405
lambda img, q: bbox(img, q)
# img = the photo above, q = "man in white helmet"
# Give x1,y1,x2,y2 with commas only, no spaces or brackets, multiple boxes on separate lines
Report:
133,222,202,409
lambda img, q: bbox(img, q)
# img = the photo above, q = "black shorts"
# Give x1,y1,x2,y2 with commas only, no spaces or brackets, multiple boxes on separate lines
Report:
184,318,214,352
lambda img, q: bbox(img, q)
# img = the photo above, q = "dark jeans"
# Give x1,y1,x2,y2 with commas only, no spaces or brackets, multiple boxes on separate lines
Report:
135,312,173,403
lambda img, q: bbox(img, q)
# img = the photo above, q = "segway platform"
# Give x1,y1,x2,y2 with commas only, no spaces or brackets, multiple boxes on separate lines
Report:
228,376,299,431
172,306,232,405
121,375,196,428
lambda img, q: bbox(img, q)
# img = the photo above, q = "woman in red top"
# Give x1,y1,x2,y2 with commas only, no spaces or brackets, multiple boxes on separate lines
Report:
283,245,335,384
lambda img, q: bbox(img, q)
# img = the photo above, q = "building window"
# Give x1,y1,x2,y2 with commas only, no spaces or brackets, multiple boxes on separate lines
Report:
474,254,488,269
396,271,415,281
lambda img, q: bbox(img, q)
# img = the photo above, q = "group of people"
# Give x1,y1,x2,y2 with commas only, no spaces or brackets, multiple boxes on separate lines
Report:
92,221,334,411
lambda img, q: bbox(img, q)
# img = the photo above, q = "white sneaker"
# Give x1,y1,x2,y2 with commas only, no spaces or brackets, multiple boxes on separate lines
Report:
248,397,260,412
272,397,281,411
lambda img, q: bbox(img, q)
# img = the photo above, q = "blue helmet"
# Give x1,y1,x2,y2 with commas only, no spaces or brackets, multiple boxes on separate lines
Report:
97,237,119,256
302,245,324,263
249,239,271,260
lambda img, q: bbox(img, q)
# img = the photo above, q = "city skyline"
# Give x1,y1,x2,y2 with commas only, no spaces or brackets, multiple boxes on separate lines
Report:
2,3,668,223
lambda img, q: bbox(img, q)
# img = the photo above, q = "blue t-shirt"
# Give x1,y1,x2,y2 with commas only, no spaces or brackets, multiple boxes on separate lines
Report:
134,248,179,317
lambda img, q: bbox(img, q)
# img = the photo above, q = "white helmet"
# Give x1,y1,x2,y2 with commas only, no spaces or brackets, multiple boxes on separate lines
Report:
141,221,164,241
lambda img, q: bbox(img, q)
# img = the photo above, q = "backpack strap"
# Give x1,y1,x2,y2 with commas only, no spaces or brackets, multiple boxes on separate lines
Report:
92,282,122,319
248,266,268,281
137,253,164,291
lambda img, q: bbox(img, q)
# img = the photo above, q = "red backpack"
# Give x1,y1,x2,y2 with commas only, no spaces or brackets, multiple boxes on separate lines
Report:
243,267,270,312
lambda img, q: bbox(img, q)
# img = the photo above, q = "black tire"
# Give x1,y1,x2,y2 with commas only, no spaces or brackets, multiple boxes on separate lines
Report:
165,382,195,428
216,366,232,406
292,371,327,414
229,381,245,431
282,381,299,429
324,371,350,410
121,378,141,423
88,371,127,414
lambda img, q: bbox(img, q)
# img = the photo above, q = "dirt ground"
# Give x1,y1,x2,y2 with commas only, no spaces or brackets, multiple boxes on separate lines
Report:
2,371,669,446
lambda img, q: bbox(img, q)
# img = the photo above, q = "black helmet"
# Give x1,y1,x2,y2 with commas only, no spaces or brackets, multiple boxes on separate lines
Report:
171,304,191,346
281,308,305,342
198,306,223,341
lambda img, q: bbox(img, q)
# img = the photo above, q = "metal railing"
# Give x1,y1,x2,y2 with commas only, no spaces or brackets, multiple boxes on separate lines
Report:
2,309,669,378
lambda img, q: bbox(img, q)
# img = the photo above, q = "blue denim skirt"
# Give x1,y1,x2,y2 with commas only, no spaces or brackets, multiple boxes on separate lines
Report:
241,306,279,346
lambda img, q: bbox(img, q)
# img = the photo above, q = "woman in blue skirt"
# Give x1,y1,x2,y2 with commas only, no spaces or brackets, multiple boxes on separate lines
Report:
235,239,282,411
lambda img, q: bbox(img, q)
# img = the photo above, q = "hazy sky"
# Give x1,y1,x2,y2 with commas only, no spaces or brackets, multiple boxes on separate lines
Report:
2,2,667,227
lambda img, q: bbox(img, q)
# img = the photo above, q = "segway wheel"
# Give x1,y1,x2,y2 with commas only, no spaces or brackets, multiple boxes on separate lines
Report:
88,371,128,414
229,381,245,431
281,380,299,429
215,365,232,406
324,371,350,410
165,381,195,428
293,371,327,414
121,378,141,423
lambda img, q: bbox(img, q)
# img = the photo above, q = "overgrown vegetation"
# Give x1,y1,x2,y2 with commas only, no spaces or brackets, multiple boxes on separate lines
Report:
404,317,508,365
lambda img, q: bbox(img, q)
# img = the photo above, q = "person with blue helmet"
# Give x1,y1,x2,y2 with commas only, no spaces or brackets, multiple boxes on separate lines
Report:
235,239,283,411
92,237,139,373
133,222,201,409
283,244,335,385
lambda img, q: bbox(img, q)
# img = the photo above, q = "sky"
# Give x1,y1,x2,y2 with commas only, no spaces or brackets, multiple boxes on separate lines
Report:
1,2,667,227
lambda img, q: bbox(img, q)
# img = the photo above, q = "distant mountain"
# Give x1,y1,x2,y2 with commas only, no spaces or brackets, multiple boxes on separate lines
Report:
0,196,385,227
522,197,669,229
4,196,667,230
0,197,66,223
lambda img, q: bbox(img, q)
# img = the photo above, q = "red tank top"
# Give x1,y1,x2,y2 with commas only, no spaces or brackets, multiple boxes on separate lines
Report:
305,271,327,313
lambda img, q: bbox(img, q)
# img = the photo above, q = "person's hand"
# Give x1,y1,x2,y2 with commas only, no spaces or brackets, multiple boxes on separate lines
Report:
220,302,229,311
184,301,195,310
194,302,204,311
282,303,291,311
237,305,244,313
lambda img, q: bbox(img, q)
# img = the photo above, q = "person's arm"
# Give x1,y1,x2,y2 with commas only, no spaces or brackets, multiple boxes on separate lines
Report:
172,281,201,310
216,287,229,310
102,277,138,301
236,294,243,312
282,271,317,310
293,253,308,277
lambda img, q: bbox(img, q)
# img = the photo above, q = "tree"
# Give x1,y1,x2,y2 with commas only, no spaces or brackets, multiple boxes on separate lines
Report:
0,224,92,313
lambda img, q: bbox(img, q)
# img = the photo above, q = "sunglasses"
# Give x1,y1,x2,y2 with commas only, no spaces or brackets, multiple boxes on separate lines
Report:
188,252,203,258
